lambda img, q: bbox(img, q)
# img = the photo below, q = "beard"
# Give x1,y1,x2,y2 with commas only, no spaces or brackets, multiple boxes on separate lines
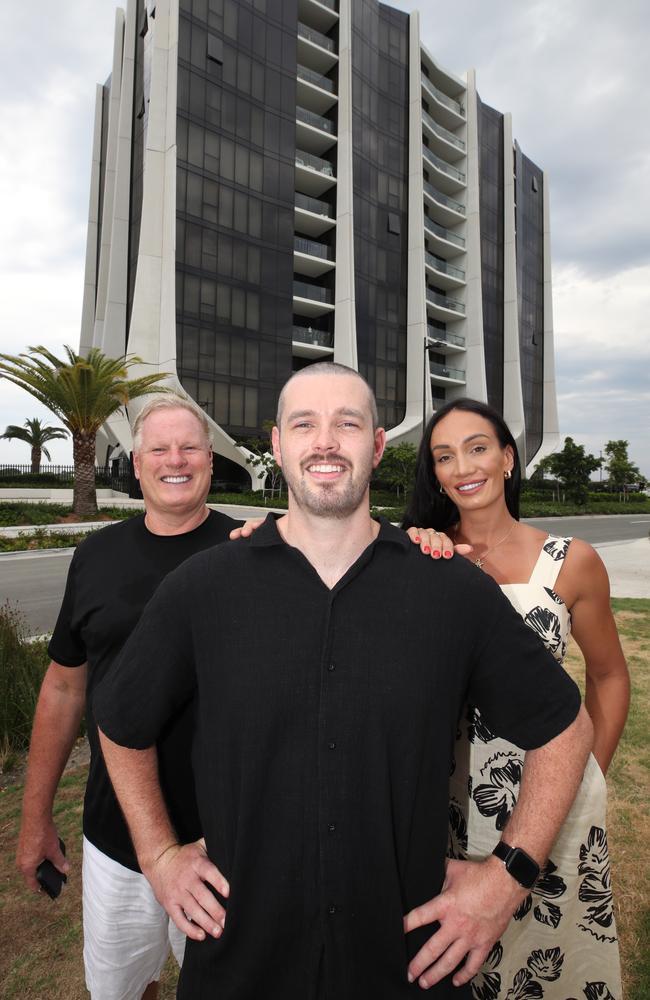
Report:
282,451,374,519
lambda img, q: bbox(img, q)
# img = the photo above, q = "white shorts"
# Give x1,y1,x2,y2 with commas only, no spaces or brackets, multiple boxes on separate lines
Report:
82,836,185,1000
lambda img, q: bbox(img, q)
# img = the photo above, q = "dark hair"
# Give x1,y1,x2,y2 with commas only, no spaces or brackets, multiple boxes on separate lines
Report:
402,397,522,531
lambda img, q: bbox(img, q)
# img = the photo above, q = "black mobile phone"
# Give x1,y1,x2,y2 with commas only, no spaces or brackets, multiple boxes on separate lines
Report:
36,838,67,899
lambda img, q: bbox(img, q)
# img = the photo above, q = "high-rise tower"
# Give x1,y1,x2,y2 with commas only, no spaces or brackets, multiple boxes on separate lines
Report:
82,0,559,483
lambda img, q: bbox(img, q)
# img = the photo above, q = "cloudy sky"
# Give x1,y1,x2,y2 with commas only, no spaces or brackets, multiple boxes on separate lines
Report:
1,0,648,474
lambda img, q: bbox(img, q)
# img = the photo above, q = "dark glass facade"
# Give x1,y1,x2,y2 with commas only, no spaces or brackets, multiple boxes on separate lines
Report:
351,0,408,430
175,0,297,437
515,145,544,462
477,99,504,413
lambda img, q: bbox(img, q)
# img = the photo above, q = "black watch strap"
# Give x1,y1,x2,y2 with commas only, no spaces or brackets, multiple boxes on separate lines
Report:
492,841,540,889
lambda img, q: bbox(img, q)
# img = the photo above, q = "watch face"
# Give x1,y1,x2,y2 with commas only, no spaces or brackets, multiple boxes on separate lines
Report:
508,847,539,889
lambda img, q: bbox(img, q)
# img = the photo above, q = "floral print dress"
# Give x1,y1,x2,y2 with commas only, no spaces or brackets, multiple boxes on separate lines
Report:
449,536,622,1000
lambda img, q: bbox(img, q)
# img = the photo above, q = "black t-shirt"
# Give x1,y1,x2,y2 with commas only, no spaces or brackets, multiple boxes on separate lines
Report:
49,509,238,871
95,517,581,999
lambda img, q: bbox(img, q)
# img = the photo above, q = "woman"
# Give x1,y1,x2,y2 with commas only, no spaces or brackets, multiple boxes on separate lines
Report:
403,397,629,1000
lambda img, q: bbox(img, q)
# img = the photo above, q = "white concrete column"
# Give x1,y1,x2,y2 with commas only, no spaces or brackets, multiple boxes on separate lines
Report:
332,0,357,368
502,119,525,462
79,84,104,355
101,0,138,359
462,69,487,402
93,6,126,349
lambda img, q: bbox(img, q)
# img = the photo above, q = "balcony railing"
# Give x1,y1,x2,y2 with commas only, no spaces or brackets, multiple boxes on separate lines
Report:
423,145,465,184
421,74,465,118
422,110,465,151
293,325,334,347
296,149,334,176
425,251,465,281
427,327,466,348
424,216,466,249
294,236,331,259
296,105,334,133
423,179,465,216
293,280,333,303
429,361,466,380
427,289,466,315
298,21,335,52
295,192,334,217
297,64,335,93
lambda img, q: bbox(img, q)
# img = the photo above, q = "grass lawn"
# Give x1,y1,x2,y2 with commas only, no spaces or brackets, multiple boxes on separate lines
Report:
0,600,647,998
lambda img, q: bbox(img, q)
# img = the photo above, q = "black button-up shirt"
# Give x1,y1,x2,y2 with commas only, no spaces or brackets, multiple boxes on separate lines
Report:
95,517,580,1000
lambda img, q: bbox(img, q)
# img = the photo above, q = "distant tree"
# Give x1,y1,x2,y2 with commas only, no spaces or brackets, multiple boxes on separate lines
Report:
1,417,69,474
603,440,646,492
537,437,602,504
0,346,169,515
240,420,284,495
378,442,418,498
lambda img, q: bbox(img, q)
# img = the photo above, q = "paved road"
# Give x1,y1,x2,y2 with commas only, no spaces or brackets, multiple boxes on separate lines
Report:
523,514,650,545
1,514,648,636
1,548,74,636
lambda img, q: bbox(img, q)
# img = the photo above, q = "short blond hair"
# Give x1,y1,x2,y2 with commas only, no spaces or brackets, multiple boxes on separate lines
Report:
132,394,212,452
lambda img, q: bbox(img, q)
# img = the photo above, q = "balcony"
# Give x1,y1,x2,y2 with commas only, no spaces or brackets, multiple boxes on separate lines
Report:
293,279,335,318
424,215,465,258
298,21,338,73
297,64,337,114
427,327,466,354
422,145,465,193
296,105,336,155
422,109,465,161
423,179,465,226
295,148,336,196
429,360,466,384
292,324,335,359
295,191,336,237
426,287,466,319
421,73,466,129
294,235,335,277
297,105,334,134
298,0,339,33
425,250,465,289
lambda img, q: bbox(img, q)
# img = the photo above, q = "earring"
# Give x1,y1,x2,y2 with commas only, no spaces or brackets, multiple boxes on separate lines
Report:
439,483,446,494
504,469,512,480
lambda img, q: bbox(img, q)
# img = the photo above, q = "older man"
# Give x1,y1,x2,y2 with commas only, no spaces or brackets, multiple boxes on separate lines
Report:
16,395,239,1000
96,363,592,999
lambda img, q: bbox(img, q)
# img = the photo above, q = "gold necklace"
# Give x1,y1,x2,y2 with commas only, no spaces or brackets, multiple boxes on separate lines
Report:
456,521,517,570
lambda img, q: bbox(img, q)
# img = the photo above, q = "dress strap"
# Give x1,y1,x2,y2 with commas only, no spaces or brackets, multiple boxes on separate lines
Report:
528,536,573,589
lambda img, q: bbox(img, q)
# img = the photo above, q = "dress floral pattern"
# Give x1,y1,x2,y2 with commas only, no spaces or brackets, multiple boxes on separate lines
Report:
449,536,621,999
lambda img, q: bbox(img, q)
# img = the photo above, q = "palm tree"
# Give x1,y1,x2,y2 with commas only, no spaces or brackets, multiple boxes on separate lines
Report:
1,417,69,474
0,346,169,515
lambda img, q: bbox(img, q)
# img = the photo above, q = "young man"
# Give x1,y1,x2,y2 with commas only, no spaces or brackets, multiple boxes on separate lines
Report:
16,395,240,1000
96,363,592,998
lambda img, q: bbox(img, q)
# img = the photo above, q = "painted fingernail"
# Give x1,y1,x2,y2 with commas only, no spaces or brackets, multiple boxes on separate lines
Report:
414,536,421,543
443,550,453,559
407,972,414,984
423,546,430,554
432,549,441,559
420,978,429,990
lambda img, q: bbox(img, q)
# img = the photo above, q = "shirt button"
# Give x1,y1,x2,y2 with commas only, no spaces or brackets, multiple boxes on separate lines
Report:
328,823,337,833
328,741,337,750
327,662,336,672
328,904,337,915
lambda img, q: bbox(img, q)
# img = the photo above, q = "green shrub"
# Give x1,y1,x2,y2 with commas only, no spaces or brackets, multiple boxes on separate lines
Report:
0,603,50,755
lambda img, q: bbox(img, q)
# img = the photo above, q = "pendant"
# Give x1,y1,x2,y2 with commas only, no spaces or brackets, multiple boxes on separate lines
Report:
474,558,484,569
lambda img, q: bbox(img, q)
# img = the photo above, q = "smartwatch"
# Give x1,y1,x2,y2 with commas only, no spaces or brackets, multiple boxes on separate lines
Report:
492,841,540,889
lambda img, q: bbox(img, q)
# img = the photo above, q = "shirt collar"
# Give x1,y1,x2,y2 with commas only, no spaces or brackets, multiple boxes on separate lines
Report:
249,512,410,551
